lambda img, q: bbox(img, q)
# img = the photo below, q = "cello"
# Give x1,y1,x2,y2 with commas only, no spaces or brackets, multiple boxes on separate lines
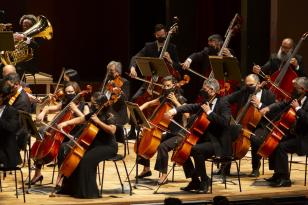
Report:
59,92,121,177
266,32,308,101
32,86,92,164
171,95,216,165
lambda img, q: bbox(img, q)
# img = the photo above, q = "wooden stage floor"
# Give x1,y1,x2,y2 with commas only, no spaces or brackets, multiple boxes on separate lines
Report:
0,141,308,204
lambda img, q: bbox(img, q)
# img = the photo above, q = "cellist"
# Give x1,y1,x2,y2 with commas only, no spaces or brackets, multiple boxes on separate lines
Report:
29,82,89,185
136,75,187,184
253,38,305,77
259,77,308,187
165,78,231,193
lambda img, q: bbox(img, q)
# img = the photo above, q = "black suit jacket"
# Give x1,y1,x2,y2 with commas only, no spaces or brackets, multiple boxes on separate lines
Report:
262,53,305,77
269,98,308,155
129,41,181,73
12,89,31,112
0,106,19,167
175,97,231,156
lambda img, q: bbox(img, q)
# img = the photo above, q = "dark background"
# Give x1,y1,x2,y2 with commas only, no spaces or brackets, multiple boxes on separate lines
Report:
1,0,308,97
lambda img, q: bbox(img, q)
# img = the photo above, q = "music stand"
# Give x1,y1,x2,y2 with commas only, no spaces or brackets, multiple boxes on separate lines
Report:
0,31,14,51
209,56,241,82
18,110,47,194
135,57,170,78
125,101,152,189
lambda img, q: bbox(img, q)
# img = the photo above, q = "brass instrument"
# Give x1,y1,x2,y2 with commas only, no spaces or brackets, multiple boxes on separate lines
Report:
0,15,53,65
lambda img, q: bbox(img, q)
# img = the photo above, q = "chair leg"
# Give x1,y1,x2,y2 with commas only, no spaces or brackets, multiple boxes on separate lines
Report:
122,160,132,195
235,161,242,192
100,161,105,195
262,157,265,175
97,165,101,186
14,171,18,198
289,153,293,175
172,163,176,182
51,159,57,184
0,172,2,192
210,161,214,194
114,161,124,193
19,169,26,203
123,128,130,155
305,155,307,186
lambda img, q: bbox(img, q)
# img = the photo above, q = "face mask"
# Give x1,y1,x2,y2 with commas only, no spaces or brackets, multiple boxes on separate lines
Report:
245,85,256,94
157,37,166,43
199,89,209,100
208,46,219,55
163,87,176,96
291,89,301,99
65,93,76,102
2,85,12,95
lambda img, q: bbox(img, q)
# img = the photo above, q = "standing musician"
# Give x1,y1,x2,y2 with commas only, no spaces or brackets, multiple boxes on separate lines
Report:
165,78,231,193
56,92,118,198
259,77,308,187
29,82,89,185
253,38,305,77
136,75,187,184
0,79,20,168
103,61,130,126
222,74,276,177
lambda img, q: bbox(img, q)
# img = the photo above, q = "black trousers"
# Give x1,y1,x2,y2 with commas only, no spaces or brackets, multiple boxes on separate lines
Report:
250,127,268,170
183,141,214,182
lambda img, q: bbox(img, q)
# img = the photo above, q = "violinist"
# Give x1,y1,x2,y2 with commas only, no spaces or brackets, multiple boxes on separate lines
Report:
136,75,187,184
165,78,231,193
29,82,89,185
259,77,308,187
0,79,20,168
220,74,276,177
104,61,130,125
253,38,305,77
63,68,80,84
56,92,118,198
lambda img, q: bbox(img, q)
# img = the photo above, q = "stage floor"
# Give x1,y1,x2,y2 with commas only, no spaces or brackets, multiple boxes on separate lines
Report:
0,141,308,204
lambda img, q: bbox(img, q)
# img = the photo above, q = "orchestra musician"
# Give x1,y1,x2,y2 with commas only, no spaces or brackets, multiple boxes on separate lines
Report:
259,77,308,187
56,92,118,198
0,79,20,168
29,82,89,185
63,68,80,84
253,38,305,77
165,78,231,193
136,75,187,184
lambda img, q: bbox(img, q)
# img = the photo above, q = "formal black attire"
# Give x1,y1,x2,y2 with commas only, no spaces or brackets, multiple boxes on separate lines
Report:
0,105,20,168
59,112,118,198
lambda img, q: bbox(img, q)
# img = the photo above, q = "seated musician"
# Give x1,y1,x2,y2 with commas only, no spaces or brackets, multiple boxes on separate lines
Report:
104,61,130,126
221,74,276,177
0,79,20,168
165,78,231,193
56,92,118,198
136,75,187,184
259,77,308,187
253,38,305,77
29,82,89,185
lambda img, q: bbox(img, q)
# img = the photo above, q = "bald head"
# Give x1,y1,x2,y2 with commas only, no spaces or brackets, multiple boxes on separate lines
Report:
2,65,17,78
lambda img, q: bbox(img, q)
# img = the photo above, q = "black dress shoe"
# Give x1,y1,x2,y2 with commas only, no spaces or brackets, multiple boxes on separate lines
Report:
197,179,210,194
270,178,291,187
136,171,152,179
180,180,200,191
265,174,279,183
248,169,260,177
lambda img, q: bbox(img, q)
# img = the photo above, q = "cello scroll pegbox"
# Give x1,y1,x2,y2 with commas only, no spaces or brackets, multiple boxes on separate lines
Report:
302,32,308,40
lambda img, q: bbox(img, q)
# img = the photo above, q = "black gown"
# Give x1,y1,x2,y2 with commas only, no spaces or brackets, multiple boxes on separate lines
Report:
59,112,118,198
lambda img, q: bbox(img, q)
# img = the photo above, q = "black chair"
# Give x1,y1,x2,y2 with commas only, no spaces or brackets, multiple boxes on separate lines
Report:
208,156,242,193
0,166,26,203
289,153,308,186
99,125,132,196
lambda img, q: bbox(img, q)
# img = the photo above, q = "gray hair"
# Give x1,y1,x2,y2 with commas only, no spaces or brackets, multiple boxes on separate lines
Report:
247,74,260,83
203,78,220,93
293,77,308,90
107,61,122,74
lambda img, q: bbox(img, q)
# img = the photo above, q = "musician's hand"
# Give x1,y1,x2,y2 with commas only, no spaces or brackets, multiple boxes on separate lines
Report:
13,33,25,41
163,52,173,64
57,122,67,129
251,95,261,108
164,109,176,119
290,58,299,68
167,92,178,104
69,102,78,112
222,48,233,57
259,107,270,116
291,99,300,109
181,59,191,70
201,103,211,113
252,65,261,74
130,66,137,78
91,114,100,124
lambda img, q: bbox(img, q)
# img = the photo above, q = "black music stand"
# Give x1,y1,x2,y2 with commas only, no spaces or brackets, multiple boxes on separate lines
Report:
135,57,170,78
209,56,241,82
0,31,14,51
18,110,47,194
125,101,152,189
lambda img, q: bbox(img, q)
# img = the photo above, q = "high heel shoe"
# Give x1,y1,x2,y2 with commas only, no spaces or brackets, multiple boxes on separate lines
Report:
25,175,43,185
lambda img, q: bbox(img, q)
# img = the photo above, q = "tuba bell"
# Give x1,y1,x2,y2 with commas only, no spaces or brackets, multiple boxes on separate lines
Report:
0,15,53,66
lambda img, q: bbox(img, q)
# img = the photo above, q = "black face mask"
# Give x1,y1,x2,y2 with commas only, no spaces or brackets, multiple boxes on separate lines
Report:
163,87,176,96
65,93,76,102
1,85,12,95
245,85,256,94
157,37,166,43
291,89,302,99
208,46,219,55
199,89,209,100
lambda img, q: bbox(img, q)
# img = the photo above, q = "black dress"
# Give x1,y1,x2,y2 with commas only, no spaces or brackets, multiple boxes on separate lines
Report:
60,112,118,198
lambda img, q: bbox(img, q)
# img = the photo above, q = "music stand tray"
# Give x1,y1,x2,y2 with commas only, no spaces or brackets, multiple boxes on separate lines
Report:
135,57,170,78
209,56,241,81
0,31,14,51
125,101,150,129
